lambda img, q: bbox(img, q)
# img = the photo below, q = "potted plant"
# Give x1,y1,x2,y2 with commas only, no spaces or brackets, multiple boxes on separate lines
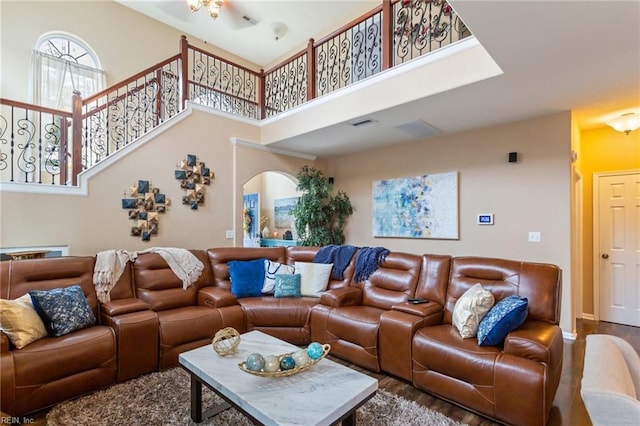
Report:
291,165,353,246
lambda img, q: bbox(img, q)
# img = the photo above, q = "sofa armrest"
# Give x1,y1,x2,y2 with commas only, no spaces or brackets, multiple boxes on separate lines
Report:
100,298,151,317
319,287,363,307
392,301,443,318
504,320,563,365
198,287,239,308
0,332,9,353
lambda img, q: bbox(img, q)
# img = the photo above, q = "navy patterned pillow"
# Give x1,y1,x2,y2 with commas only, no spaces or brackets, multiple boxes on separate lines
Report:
29,285,96,337
477,295,528,346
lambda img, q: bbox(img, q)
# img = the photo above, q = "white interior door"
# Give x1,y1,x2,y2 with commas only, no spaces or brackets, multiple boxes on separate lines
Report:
595,171,640,326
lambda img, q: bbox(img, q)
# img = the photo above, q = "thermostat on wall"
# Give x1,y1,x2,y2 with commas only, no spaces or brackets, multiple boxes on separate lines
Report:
477,214,494,225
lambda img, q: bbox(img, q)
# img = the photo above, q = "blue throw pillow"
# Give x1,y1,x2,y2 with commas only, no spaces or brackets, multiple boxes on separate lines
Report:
29,285,96,337
477,295,528,346
229,259,266,298
274,274,301,298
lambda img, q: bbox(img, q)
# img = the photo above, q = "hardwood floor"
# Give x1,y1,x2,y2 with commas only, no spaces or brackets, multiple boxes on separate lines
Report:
17,319,640,425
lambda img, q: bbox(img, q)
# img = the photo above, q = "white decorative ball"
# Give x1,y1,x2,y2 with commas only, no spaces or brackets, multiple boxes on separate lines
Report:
263,355,280,373
292,349,310,367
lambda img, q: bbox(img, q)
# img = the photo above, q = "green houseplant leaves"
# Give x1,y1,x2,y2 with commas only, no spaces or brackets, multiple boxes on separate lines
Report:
291,166,353,246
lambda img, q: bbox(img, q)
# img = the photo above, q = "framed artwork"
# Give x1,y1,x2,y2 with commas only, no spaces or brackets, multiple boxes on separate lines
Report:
243,193,260,238
274,197,298,228
372,171,458,239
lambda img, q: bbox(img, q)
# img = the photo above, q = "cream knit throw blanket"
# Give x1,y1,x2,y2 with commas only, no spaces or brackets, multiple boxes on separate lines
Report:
93,249,138,303
93,248,204,303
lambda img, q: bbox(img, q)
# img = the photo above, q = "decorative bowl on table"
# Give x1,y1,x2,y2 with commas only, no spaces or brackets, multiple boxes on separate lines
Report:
238,343,331,377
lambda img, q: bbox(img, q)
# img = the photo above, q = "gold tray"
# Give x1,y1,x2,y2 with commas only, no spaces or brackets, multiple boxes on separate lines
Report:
238,344,330,377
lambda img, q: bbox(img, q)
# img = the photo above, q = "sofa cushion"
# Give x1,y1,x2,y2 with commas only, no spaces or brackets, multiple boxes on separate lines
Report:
275,274,302,298
295,261,333,297
29,285,96,337
452,283,494,338
263,259,295,294
477,295,528,346
0,294,48,348
228,259,266,298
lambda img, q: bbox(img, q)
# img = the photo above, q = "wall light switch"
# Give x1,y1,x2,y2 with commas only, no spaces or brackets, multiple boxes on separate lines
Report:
528,231,541,242
225,230,234,239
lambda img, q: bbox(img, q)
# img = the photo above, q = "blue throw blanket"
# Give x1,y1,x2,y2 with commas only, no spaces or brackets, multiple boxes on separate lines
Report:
354,246,390,282
313,244,357,280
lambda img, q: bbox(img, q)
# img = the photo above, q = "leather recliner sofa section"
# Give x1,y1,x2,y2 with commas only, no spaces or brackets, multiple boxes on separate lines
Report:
0,247,563,426
0,257,117,416
412,257,563,426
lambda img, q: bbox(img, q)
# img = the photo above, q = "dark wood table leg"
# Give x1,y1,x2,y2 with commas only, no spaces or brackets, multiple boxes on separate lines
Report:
189,373,233,423
342,412,356,426
191,374,203,423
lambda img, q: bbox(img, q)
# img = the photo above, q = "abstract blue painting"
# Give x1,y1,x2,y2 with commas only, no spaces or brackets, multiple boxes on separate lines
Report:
372,171,458,239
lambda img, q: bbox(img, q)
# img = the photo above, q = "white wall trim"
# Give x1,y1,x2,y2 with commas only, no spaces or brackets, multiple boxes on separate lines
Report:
187,101,260,126
581,313,595,321
563,330,577,341
230,138,317,161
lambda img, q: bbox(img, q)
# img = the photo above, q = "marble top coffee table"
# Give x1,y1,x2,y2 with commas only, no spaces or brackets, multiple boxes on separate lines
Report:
179,330,378,425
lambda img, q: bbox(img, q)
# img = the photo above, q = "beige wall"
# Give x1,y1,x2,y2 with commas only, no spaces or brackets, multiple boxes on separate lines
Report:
0,109,261,254
326,112,574,332
0,108,576,332
579,126,640,316
0,0,257,103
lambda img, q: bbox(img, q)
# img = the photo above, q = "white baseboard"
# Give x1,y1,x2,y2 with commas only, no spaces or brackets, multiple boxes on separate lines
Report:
581,313,595,321
563,330,577,341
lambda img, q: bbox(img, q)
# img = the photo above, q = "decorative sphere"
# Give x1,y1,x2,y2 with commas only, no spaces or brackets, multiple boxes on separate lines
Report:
263,355,280,373
212,327,240,356
292,349,310,367
280,356,295,370
306,342,324,360
245,353,265,372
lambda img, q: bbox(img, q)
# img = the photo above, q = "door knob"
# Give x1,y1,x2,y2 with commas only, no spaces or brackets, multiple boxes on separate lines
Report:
602,253,609,259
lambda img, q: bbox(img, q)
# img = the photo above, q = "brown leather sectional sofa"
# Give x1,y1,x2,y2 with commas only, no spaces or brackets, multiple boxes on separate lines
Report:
0,246,562,426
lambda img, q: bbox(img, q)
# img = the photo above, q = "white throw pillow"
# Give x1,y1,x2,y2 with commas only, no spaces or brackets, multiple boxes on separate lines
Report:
295,262,333,297
262,259,295,294
0,294,48,348
452,283,495,338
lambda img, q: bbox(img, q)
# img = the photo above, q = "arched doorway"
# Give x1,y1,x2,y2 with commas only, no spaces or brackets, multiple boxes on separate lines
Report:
242,171,301,247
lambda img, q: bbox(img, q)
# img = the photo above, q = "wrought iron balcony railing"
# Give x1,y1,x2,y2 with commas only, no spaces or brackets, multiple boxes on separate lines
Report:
0,0,469,187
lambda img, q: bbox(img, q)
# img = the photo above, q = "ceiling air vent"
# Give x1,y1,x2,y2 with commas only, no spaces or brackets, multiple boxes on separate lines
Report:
350,118,377,127
395,120,440,138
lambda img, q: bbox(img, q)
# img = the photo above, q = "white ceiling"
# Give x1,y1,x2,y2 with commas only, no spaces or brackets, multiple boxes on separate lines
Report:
118,0,640,156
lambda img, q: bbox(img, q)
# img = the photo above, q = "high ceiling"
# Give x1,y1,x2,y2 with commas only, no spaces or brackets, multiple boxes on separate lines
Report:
117,0,640,156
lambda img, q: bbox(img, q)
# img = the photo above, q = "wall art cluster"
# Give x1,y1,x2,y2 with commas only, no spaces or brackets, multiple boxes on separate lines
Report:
372,171,459,239
175,154,213,210
122,180,170,241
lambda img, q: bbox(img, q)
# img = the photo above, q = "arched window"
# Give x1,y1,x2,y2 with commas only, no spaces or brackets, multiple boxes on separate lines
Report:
32,33,106,111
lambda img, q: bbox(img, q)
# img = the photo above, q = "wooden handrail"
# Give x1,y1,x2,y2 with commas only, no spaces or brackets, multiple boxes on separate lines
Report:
188,44,261,77
0,98,72,118
263,49,306,75
314,5,383,47
81,76,164,118
82,54,181,105
188,80,259,107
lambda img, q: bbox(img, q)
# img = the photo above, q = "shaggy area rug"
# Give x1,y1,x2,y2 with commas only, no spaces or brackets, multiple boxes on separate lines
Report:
47,368,467,426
